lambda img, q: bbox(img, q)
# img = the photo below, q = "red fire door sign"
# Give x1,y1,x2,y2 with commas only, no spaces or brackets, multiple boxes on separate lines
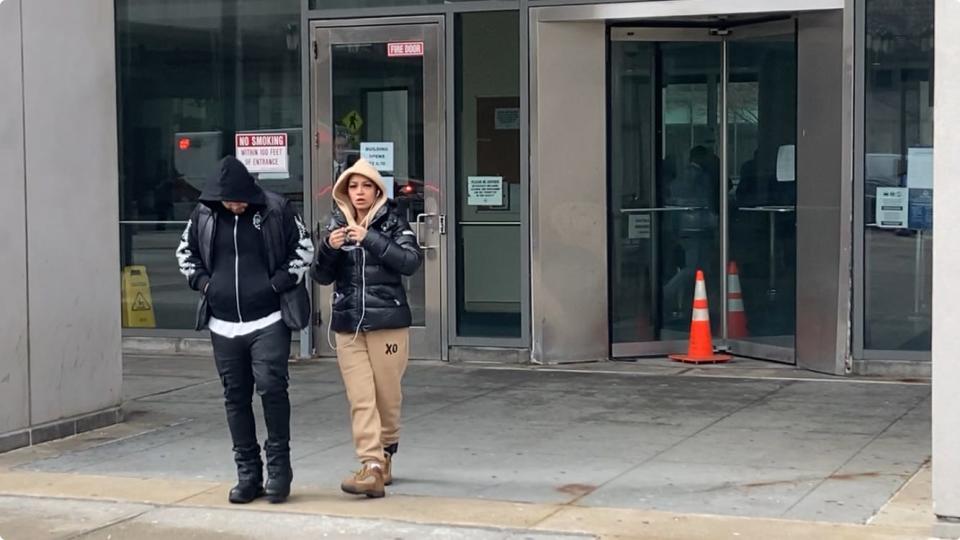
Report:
387,41,424,57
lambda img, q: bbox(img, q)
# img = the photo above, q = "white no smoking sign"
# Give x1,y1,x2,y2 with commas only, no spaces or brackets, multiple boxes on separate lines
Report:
235,132,289,174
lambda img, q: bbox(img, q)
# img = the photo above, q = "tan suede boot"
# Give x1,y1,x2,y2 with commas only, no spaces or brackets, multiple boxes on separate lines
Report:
340,463,385,498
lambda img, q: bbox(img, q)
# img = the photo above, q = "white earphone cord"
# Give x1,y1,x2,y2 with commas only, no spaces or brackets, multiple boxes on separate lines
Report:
327,246,366,351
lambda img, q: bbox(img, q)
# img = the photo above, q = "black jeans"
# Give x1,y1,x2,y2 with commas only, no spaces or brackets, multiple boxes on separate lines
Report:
211,321,292,478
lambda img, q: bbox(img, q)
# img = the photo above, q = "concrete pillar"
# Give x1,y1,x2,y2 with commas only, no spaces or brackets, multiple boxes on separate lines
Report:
933,0,960,524
0,0,122,452
530,19,608,364
0,0,31,452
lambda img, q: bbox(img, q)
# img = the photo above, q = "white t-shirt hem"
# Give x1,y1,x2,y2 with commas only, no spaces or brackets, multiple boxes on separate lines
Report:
209,311,283,339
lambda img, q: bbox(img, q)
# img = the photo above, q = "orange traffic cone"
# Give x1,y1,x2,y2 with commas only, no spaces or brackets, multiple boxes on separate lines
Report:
670,270,732,364
727,261,749,339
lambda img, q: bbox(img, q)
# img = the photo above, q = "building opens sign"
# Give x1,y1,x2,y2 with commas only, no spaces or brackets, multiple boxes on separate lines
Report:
387,42,424,57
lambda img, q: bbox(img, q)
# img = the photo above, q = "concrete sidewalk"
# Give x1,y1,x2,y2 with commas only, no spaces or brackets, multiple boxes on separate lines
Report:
0,355,934,539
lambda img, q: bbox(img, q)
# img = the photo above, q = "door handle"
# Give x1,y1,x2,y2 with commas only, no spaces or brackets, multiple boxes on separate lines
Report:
415,213,439,250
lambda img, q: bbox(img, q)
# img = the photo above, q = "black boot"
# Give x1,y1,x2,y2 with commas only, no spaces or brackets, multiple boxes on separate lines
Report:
264,445,292,503
263,393,292,504
229,445,264,504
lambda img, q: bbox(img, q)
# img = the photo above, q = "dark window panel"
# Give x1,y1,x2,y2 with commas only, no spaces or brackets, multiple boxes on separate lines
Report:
454,11,521,338
862,0,934,352
117,0,302,329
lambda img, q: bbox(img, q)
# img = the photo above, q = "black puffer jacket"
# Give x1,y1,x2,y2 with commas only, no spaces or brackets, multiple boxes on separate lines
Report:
311,159,422,333
312,203,421,333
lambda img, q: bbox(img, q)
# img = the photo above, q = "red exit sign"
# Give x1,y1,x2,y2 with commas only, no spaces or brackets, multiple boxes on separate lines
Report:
387,41,424,57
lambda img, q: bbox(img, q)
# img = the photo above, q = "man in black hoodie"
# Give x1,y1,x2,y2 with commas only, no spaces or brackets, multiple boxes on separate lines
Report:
175,156,313,504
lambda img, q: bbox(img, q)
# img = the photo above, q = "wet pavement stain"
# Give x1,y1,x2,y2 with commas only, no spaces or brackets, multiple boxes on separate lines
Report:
557,484,597,497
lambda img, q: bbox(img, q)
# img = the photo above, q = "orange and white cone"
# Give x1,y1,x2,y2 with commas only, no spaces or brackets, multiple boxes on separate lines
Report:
670,270,732,364
727,261,749,339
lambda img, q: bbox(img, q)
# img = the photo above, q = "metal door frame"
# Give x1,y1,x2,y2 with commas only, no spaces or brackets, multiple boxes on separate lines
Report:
609,20,798,363
309,18,447,360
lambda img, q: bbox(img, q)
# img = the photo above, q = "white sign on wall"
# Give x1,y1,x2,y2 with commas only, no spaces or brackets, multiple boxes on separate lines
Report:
360,142,394,172
876,187,908,229
468,176,503,206
235,133,288,174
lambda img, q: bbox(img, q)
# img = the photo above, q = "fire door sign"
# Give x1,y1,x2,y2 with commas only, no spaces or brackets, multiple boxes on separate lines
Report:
387,41,424,57
235,132,288,174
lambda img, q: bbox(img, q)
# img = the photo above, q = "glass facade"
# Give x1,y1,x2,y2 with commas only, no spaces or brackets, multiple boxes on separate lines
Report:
862,0,934,352
310,0,505,9
116,0,302,329
112,0,936,366
116,1,524,340
455,12,522,338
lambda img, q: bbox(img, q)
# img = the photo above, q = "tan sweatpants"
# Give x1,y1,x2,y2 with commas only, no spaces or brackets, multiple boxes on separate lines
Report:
335,328,410,465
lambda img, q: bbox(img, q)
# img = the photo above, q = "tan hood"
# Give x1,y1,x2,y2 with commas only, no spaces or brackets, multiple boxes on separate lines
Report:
332,158,389,228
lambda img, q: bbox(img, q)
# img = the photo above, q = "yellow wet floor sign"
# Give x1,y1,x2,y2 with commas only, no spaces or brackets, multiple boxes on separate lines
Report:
122,265,156,328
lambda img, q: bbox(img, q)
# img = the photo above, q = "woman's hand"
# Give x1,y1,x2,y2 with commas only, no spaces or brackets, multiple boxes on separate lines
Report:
327,228,348,249
346,225,367,244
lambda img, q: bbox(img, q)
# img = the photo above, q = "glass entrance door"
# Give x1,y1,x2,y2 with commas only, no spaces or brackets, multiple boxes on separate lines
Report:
609,21,797,363
311,20,445,360
725,21,797,362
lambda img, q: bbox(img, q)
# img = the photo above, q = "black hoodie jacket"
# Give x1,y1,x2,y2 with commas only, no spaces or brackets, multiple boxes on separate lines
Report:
176,156,314,329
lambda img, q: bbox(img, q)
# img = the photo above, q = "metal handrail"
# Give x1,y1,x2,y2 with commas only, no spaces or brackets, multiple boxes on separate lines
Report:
618,206,703,214
457,221,522,226
120,220,189,225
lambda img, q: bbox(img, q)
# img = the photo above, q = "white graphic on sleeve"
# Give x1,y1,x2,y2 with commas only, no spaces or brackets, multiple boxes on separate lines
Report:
176,219,197,277
288,215,314,284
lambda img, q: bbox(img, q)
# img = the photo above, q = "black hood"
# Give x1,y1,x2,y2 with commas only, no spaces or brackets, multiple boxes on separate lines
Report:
199,156,266,206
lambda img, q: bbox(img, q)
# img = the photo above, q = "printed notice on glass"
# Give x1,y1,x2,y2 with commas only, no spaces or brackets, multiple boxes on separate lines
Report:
908,188,933,231
907,147,933,189
382,176,395,200
876,187,908,229
236,133,288,174
495,108,520,130
468,176,503,206
628,214,652,240
776,145,796,182
360,142,394,172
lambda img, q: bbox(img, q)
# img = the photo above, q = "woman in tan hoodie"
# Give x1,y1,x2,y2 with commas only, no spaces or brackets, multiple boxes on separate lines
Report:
311,158,423,498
